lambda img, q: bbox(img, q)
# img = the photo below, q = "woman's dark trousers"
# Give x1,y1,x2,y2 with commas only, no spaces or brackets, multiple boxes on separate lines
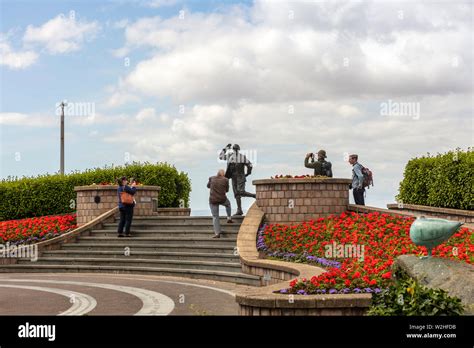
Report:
118,205,134,235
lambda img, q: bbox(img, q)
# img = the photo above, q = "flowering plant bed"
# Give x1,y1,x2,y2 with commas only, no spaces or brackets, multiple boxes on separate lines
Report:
90,182,143,186
0,214,77,245
271,175,329,179
258,212,473,295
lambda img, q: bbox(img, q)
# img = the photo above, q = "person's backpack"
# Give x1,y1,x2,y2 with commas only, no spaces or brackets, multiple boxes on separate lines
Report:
360,165,374,188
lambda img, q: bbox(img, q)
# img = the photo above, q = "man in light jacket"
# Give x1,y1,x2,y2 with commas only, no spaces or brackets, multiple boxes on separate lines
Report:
207,169,234,238
348,154,365,205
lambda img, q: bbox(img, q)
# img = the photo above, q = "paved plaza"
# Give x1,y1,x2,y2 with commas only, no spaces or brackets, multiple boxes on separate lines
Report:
0,273,249,316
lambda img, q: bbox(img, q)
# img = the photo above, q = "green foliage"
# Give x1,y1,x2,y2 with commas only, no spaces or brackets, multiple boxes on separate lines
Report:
0,162,191,221
397,148,473,210
367,269,464,316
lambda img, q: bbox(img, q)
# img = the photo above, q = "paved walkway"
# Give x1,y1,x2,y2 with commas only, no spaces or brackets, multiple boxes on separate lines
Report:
0,273,251,315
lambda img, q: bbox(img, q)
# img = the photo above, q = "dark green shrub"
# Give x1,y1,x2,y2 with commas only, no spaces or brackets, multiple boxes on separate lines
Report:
368,269,464,316
0,162,191,221
397,148,473,210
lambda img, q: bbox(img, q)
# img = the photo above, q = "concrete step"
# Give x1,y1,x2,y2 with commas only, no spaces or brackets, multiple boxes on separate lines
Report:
102,222,241,231
89,229,238,238
76,236,237,246
0,264,261,286
126,216,245,224
41,250,241,262
19,257,242,272
61,243,237,254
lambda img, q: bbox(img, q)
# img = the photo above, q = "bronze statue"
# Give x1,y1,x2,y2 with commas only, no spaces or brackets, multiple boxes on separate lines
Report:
219,144,256,216
304,149,333,177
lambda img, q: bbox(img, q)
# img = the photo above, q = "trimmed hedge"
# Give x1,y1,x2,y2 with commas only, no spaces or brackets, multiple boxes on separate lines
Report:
397,148,473,210
0,162,191,221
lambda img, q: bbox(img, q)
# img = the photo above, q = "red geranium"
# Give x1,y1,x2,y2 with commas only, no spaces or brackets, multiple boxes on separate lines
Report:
261,212,472,293
0,214,77,244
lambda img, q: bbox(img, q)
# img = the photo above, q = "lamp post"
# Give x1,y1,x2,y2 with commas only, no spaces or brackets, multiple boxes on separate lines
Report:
59,101,66,175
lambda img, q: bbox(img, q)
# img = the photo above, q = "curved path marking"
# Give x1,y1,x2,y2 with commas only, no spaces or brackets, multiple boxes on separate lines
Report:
84,274,237,297
12,273,239,297
1,279,175,316
0,284,97,316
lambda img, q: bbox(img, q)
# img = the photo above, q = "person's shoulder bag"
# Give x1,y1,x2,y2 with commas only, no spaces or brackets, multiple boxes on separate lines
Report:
120,186,134,205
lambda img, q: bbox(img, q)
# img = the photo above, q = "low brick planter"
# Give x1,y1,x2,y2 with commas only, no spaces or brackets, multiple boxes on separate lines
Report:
253,178,352,225
387,203,474,224
74,185,160,225
349,204,474,230
235,203,372,315
237,291,371,316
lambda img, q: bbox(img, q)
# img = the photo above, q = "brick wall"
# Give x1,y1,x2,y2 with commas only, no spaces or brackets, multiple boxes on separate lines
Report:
74,185,160,225
253,178,352,225
238,304,369,316
387,203,474,224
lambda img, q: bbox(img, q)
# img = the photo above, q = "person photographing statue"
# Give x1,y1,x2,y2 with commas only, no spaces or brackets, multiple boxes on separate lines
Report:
304,149,333,177
219,144,256,216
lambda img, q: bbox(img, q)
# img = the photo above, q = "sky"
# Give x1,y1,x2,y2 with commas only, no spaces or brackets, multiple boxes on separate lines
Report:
0,0,472,214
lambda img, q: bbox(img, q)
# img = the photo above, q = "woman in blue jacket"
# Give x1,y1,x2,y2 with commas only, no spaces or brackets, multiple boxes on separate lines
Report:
117,176,137,237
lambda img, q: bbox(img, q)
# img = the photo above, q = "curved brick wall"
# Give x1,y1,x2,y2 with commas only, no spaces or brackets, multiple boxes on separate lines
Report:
253,178,352,225
74,185,161,225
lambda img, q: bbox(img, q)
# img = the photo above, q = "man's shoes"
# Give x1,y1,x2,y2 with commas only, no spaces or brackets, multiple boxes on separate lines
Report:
233,210,244,216
118,234,125,238
125,234,132,237
227,219,234,223
212,234,221,238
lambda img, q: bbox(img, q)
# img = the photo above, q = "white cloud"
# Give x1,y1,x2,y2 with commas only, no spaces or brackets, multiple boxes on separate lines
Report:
135,107,157,122
0,36,38,69
0,112,56,127
146,0,178,8
23,14,99,54
110,1,472,104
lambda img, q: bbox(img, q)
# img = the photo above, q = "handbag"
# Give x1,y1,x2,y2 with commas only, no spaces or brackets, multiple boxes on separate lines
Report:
120,187,134,205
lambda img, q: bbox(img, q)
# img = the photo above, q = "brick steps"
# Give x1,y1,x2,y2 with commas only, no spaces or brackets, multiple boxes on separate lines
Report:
0,215,260,286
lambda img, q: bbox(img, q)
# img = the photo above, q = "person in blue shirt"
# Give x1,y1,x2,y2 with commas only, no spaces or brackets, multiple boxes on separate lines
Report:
117,176,137,237
348,154,365,205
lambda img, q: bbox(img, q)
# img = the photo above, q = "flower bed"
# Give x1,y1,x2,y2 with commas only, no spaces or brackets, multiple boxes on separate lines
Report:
258,212,473,295
90,181,144,186
271,174,329,179
0,214,77,245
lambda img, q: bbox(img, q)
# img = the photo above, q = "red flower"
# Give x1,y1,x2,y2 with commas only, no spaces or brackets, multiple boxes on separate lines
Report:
260,211,473,293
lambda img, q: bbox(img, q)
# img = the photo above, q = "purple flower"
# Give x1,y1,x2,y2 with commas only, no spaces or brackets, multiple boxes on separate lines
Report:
329,288,337,294
279,288,288,294
374,288,382,293
353,288,362,293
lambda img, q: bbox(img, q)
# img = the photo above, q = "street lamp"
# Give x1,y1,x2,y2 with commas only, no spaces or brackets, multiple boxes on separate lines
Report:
59,101,67,175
